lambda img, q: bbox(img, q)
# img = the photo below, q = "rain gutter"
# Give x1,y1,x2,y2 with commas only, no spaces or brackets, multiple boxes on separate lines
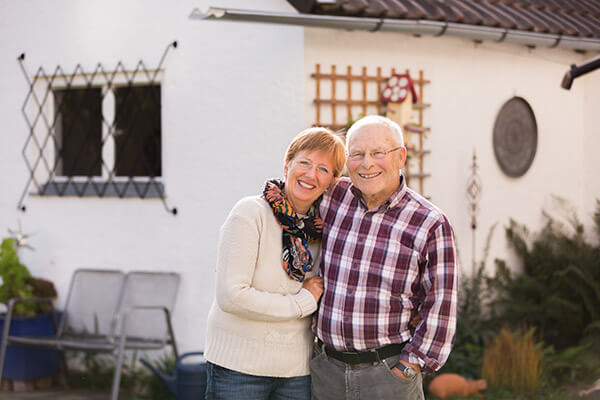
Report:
190,7,600,53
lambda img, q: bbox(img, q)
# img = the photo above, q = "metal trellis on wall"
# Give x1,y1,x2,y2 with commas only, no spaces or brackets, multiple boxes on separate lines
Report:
311,64,431,195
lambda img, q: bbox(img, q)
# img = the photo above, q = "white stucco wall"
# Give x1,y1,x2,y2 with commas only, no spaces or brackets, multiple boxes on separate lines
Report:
582,63,600,243
0,0,305,352
304,28,595,275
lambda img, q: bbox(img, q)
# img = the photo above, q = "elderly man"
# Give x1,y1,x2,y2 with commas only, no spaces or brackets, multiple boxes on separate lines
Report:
311,115,458,399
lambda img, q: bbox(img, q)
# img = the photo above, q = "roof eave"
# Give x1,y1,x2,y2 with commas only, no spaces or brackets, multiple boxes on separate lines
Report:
190,7,600,53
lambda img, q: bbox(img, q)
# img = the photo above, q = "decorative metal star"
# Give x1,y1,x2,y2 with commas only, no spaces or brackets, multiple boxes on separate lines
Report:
8,220,34,251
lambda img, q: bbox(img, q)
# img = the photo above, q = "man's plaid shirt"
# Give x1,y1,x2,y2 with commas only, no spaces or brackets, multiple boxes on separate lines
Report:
314,177,458,372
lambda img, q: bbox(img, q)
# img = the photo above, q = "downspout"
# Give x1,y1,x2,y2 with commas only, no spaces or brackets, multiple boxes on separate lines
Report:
190,7,600,53
561,55,600,89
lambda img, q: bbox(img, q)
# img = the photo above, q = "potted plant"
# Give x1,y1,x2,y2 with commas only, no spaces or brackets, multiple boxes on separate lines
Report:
0,237,59,384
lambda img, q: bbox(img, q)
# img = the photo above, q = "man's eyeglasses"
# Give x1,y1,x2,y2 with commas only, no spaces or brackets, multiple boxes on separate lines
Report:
347,146,403,162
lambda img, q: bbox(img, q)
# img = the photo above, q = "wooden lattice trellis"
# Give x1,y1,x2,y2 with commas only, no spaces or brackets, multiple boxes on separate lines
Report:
311,64,431,195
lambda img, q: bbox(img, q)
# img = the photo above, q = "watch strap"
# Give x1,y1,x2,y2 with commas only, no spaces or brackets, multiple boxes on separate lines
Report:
393,360,417,379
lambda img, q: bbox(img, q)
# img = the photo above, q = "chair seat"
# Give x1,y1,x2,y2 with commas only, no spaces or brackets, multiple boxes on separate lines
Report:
7,335,169,351
8,335,117,351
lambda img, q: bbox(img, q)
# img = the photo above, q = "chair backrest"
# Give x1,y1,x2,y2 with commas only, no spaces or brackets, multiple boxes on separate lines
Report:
59,269,126,339
118,271,180,345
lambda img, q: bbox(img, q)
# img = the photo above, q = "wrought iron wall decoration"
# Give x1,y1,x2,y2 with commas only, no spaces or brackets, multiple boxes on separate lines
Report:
17,41,178,215
493,97,537,178
466,150,482,276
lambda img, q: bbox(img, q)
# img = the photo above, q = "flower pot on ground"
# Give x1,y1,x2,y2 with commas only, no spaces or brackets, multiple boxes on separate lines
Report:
0,237,59,381
0,312,62,380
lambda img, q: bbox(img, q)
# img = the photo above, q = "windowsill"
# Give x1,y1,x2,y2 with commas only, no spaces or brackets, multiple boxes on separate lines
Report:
37,179,165,198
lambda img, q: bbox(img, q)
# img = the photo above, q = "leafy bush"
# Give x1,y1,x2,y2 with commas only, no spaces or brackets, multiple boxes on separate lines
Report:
0,238,35,316
438,226,497,379
438,264,495,379
68,351,176,399
0,237,57,316
489,199,600,351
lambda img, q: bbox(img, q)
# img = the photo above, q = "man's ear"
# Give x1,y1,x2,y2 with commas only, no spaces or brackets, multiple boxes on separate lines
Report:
398,146,408,169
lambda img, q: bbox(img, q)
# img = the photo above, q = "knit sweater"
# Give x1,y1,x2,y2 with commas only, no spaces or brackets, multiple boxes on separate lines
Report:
204,196,320,377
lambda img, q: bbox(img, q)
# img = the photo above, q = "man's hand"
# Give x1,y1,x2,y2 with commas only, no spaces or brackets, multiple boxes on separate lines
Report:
392,360,421,382
302,276,324,302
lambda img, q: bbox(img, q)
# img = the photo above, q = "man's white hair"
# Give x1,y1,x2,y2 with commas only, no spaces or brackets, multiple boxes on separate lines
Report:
346,115,404,148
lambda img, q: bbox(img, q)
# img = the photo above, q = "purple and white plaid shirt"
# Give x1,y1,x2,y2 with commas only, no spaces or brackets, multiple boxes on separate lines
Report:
314,177,458,372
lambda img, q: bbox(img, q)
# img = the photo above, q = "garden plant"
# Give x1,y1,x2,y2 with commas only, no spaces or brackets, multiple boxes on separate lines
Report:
431,199,600,399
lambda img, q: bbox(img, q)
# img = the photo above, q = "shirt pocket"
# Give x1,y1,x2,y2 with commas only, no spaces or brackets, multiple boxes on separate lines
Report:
371,239,421,295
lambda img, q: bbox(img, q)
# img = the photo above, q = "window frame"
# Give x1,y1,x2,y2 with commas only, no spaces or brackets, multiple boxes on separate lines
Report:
25,70,165,198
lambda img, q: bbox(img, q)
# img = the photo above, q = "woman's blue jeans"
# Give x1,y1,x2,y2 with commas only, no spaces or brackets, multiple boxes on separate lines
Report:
205,361,311,400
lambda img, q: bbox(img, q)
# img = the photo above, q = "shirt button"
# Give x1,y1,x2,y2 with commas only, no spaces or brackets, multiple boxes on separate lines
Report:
352,263,358,269
344,317,349,322
358,237,364,243
346,342,352,347
348,289,353,294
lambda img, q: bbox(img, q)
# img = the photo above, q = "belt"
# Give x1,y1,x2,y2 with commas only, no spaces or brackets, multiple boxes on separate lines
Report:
318,339,405,365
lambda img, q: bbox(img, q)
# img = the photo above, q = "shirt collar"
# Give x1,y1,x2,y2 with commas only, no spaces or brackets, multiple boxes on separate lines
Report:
349,175,407,212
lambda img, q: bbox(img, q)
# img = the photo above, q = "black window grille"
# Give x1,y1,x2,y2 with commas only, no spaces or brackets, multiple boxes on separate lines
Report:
17,42,177,215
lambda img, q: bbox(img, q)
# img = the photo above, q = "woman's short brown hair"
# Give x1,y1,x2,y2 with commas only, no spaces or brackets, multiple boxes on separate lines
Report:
284,127,346,178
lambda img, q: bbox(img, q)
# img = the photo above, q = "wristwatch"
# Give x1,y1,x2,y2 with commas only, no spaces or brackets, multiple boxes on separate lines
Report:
393,361,417,380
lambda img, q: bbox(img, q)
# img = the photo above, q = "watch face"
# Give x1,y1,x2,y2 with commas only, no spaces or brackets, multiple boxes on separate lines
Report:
396,362,417,379
403,366,417,379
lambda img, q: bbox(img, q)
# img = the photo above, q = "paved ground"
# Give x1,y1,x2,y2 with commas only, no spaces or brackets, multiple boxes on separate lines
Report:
0,389,133,400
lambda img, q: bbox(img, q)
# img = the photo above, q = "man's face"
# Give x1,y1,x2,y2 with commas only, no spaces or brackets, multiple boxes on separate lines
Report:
346,124,406,209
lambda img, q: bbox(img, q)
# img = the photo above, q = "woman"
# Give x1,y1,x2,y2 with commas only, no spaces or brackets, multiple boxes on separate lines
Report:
204,127,346,400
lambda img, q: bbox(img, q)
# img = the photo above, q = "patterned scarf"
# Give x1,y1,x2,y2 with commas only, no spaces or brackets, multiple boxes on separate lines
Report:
262,179,323,282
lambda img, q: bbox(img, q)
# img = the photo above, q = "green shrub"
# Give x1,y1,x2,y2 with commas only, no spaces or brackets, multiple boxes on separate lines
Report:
68,351,176,399
489,199,600,351
0,238,35,316
0,237,58,316
438,225,497,379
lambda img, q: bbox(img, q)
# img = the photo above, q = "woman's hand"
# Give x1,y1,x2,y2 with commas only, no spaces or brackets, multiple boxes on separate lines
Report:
302,276,324,302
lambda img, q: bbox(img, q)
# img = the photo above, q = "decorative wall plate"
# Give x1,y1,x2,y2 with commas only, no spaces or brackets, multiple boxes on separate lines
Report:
493,97,537,178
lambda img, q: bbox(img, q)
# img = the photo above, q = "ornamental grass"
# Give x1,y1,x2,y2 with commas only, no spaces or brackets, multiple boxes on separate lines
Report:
481,327,542,392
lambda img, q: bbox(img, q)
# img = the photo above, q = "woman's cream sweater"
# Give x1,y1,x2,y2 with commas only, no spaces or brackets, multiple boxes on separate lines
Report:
204,196,319,377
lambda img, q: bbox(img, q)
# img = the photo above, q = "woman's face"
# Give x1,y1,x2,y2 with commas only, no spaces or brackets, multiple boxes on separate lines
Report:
284,149,336,214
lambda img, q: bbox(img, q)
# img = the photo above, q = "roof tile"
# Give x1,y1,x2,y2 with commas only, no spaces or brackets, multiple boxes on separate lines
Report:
289,0,600,39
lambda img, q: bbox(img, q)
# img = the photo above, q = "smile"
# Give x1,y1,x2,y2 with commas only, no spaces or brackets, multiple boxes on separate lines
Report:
358,172,381,179
298,180,316,189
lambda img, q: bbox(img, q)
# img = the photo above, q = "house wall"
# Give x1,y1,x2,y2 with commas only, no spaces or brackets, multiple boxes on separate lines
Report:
582,65,600,243
0,0,306,351
304,28,594,275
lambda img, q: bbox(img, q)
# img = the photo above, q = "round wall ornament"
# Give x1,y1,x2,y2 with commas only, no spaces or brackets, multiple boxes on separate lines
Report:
493,97,537,177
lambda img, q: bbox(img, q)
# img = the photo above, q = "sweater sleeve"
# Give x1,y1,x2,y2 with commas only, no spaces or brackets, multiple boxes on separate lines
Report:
215,198,318,322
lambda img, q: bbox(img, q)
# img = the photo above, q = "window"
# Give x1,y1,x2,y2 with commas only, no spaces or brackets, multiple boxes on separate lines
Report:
114,85,162,178
18,42,177,214
52,85,162,179
53,88,103,177
34,81,164,199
